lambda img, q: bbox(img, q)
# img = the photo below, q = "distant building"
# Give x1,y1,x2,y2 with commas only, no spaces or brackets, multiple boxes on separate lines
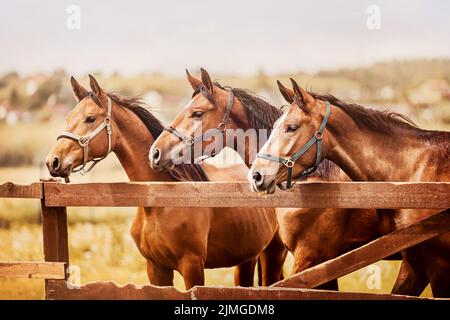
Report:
143,90,163,107
25,74,47,95
348,89,362,101
26,80,38,96
6,111,18,125
409,79,449,106
379,86,394,100
0,105,7,120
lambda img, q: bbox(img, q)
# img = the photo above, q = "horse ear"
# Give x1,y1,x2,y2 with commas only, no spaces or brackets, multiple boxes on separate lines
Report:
70,76,88,102
290,78,315,111
186,69,203,91
200,68,214,94
277,80,295,103
88,74,108,106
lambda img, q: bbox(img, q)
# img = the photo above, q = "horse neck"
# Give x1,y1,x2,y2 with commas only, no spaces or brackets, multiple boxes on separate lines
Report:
111,105,174,182
325,106,430,181
227,100,271,167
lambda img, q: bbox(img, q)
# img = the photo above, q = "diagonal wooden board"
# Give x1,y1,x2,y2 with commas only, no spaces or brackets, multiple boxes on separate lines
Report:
272,209,450,289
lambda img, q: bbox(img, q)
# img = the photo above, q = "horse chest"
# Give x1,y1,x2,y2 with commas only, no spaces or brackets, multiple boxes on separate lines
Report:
132,209,188,268
134,224,170,264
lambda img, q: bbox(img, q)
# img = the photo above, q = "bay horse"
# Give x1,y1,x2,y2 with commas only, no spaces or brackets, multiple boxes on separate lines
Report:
149,68,403,292
249,78,450,297
45,75,285,289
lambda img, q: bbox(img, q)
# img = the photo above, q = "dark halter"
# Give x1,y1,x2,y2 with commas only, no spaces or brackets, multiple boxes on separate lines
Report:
164,88,235,162
257,101,331,190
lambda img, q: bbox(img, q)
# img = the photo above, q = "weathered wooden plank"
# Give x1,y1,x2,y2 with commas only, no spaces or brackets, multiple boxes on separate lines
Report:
190,286,425,300
46,280,190,300
41,201,69,299
44,181,450,208
0,182,42,199
273,209,450,289
46,280,424,300
0,261,65,279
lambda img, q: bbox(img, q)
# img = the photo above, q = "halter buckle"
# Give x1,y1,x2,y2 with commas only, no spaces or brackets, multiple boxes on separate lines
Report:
184,136,195,146
284,159,295,168
217,122,227,132
104,117,111,126
314,130,324,140
78,136,90,147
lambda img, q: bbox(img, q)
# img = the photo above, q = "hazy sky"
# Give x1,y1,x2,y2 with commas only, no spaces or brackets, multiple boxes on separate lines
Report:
1,0,449,76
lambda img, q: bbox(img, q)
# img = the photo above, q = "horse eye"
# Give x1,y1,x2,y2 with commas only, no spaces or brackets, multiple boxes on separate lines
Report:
85,116,96,123
286,125,299,132
192,111,203,119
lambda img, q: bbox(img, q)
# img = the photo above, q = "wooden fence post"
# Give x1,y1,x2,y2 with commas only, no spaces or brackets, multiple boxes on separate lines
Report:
41,199,69,300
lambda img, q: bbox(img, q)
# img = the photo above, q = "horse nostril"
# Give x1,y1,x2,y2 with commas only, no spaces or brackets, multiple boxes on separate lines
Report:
152,148,161,164
253,171,263,186
52,157,60,171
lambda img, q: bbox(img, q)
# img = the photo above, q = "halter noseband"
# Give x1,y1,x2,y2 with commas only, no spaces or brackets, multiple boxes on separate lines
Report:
57,95,112,175
257,101,331,190
164,88,235,162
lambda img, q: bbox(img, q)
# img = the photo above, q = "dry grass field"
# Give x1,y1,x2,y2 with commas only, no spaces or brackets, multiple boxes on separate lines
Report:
0,164,433,299
2,100,447,299
0,216,433,299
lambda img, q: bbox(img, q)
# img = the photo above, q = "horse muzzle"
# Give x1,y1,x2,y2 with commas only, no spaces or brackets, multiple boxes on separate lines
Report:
249,171,276,194
46,155,73,178
149,147,175,172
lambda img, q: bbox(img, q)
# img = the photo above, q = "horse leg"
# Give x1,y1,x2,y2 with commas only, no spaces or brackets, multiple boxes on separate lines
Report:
146,260,174,286
391,258,428,296
234,257,257,287
429,272,450,298
179,255,205,290
259,230,288,286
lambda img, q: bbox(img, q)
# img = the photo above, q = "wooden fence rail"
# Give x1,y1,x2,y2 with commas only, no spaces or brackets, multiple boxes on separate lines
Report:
43,181,450,208
0,262,66,279
2,181,449,208
1,180,449,300
0,182,42,199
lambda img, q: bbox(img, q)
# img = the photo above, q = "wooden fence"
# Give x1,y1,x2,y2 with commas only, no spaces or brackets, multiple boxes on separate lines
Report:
1,180,449,300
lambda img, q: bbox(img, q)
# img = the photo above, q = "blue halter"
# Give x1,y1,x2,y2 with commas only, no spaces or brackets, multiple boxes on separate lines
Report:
256,101,331,189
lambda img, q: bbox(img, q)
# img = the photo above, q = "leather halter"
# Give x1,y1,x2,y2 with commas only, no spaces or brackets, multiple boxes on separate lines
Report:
57,95,112,175
257,101,331,190
164,88,235,162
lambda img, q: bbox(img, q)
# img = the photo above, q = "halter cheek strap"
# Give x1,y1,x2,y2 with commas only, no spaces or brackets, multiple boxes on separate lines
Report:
164,88,235,162
257,101,331,189
57,96,112,175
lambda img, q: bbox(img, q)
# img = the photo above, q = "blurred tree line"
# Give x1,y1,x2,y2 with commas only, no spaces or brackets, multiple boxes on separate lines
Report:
1,58,450,118
317,58,450,102
1,58,450,167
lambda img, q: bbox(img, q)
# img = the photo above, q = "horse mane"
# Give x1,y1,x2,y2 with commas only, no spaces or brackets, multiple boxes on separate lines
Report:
310,92,450,146
107,93,165,141
106,92,209,182
311,93,418,133
214,82,282,132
